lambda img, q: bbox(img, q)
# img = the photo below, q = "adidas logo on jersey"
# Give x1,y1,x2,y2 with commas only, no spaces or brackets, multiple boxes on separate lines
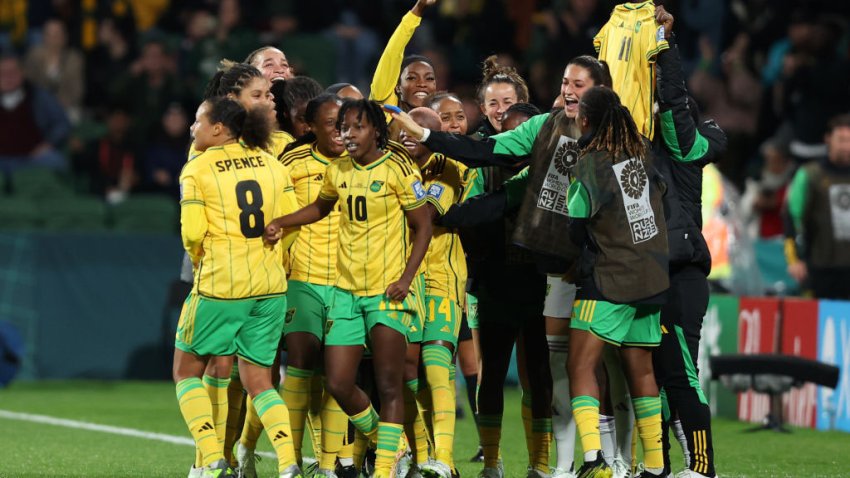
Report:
339,182,348,189
314,173,323,182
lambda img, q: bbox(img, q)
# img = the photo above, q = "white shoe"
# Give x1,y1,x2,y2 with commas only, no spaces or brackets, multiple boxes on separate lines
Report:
477,461,504,478
407,462,425,478
235,443,257,478
187,465,203,478
674,470,715,478
550,468,576,478
394,450,412,478
279,464,304,478
526,466,551,478
202,459,234,478
612,457,632,478
420,459,453,478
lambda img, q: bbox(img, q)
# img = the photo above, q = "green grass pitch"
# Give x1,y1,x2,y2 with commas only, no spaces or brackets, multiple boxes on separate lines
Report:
1,381,848,477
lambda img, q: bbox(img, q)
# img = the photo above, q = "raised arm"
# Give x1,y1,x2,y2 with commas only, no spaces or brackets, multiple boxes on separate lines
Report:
264,197,336,246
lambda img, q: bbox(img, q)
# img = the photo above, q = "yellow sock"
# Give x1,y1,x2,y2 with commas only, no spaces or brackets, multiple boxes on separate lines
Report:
478,414,502,468
416,381,434,445
338,422,354,466
224,366,244,466
254,388,297,471
352,429,368,471
282,366,313,464
239,395,264,451
350,405,379,442
308,375,324,461
176,378,223,466
532,418,552,473
633,396,663,470
521,390,533,464
572,395,601,455
204,375,231,448
403,379,429,465
319,390,348,470
423,345,455,466
374,422,404,477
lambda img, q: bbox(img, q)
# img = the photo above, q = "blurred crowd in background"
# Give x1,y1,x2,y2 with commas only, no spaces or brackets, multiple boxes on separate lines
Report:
1,0,849,291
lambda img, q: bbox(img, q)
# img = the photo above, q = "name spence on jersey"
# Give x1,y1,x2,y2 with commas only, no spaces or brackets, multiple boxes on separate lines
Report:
215,156,266,172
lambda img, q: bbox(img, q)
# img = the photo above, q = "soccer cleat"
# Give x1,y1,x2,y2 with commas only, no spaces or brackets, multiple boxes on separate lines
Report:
469,447,484,463
363,448,376,477
612,457,631,478
335,464,358,478
188,465,204,478
476,461,504,478
314,469,339,477
451,467,460,478
673,471,715,478
406,463,425,478
420,459,453,478
203,459,236,478
394,450,412,478
551,468,577,478
576,452,612,478
526,467,552,478
235,443,257,478
278,464,304,478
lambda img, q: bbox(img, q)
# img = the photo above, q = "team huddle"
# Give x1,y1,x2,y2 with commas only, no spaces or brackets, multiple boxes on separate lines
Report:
172,2,725,478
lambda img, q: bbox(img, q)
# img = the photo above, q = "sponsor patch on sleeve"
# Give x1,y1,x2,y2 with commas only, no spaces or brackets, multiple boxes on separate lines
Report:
427,183,445,199
413,180,426,200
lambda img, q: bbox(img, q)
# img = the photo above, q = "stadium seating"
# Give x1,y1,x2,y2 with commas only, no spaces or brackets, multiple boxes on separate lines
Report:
110,195,178,233
0,197,41,230
10,168,74,199
39,196,108,231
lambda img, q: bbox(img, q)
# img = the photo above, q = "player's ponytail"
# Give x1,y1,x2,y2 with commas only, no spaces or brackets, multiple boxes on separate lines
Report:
202,60,265,99
579,86,646,159
476,55,530,105
205,97,273,152
567,55,613,88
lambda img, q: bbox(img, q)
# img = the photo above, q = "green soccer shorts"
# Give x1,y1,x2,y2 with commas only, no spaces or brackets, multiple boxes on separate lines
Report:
324,287,415,346
466,292,479,329
423,295,462,346
570,299,661,347
175,293,287,367
284,280,335,341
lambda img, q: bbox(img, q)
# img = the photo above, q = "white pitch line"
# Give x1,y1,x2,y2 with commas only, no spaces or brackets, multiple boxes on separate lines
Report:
0,409,276,459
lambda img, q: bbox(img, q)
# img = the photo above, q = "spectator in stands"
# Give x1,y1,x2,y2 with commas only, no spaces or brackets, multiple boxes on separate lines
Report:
785,114,850,299
84,16,135,114
744,139,795,239
142,103,189,199
24,18,85,123
73,106,138,204
0,54,71,174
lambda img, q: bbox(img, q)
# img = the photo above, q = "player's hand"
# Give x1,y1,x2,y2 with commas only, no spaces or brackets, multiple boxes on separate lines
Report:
264,219,285,247
388,110,427,141
655,5,674,38
385,277,412,302
788,261,807,283
412,0,437,17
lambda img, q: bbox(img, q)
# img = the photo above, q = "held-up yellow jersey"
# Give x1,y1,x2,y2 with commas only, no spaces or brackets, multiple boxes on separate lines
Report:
281,143,342,286
421,154,474,304
319,150,427,296
179,142,300,299
594,1,668,139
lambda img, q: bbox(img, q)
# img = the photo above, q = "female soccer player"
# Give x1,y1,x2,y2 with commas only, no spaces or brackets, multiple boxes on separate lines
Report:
264,99,433,478
245,46,294,82
566,86,669,478
473,55,530,138
175,96,302,478
428,91,468,135
277,93,349,476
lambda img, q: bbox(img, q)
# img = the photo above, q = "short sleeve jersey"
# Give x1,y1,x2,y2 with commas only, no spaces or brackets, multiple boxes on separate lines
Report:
421,154,475,303
594,1,669,139
280,143,342,286
179,142,299,299
319,150,427,295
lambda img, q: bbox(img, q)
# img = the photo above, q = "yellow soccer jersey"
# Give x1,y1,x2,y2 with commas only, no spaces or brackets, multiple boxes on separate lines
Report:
319,150,427,296
421,154,474,304
270,130,296,159
281,143,342,285
179,141,300,299
594,1,668,139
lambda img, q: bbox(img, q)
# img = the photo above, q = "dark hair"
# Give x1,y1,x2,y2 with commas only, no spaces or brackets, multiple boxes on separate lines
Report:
401,55,435,74
579,86,646,159
274,76,324,135
244,46,280,66
476,55,530,104
425,91,463,111
336,99,389,150
326,83,355,95
566,55,613,88
827,114,850,134
504,102,541,119
202,60,264,100
203,96,272,151
284,93,343,153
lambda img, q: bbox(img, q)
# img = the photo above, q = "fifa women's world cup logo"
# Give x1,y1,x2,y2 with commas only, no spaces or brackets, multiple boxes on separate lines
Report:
619,158,647,200
553,140,579,176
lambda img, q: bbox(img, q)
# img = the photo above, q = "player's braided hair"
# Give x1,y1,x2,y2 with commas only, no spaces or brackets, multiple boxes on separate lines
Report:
504,102,541,120
579,86,646,159
204,96,272,152
202,60,264,100
283,93,343,154
476,55,530,104
273,75,324,136
567,55,613,88
337,99,390,151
